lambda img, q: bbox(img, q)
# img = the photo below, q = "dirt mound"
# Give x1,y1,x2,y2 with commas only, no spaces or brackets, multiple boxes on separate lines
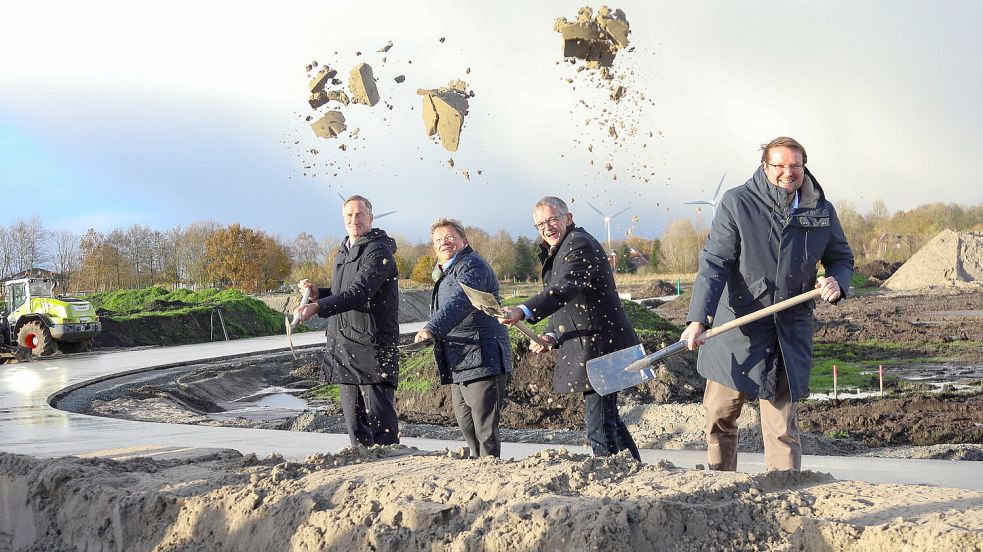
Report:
798,391,983,448
4,448,983,551
397,330,703,431
632,279,677,298
883,229,983,290
856,259,902,283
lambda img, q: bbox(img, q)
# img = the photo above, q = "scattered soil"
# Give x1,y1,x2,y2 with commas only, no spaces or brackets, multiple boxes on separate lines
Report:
855,260,902,283
3,447,982,551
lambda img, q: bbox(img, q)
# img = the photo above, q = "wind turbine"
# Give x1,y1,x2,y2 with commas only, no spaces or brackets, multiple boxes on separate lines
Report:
684,173,727,222
584,200,631,252
335,191,395,218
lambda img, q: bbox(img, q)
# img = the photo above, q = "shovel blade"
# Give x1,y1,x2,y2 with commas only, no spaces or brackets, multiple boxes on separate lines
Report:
587,344,658,396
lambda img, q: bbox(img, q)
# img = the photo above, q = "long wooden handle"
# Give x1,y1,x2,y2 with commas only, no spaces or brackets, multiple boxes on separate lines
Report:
515,321,551,349
703,288,822,339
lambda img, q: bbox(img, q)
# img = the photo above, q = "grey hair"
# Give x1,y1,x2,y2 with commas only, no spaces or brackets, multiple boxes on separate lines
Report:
430,218,467,240
343,194,373,213
533,196,569,215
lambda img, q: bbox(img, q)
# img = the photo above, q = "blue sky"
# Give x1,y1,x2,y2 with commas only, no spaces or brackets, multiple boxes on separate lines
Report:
2,1,982,243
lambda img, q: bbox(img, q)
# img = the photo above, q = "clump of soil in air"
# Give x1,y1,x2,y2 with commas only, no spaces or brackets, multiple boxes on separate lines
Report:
418,79,473,152
310,111,347,139
349,63,380,106
554,5,630,72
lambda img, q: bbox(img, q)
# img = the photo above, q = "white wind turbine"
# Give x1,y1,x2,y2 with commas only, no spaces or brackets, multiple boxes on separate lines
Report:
684,173,727,223
584,200,631,252
335,190,396,218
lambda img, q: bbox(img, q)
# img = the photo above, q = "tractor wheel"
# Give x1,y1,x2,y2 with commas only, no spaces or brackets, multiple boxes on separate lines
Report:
58,340,92,354
17,322,57,357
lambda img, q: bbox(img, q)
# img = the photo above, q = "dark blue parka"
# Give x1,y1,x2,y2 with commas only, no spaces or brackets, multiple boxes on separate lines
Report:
687,167,854,401
426,246,512,385
317,228,400,386
524,225,640,394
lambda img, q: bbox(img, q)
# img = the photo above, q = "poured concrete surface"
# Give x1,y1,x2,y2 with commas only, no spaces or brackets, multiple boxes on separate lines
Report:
0,333,981,490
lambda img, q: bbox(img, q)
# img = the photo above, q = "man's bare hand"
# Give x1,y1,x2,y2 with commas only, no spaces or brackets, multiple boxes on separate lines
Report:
295,302,320,322
529,333,557,354
816,276,841,303
414,329,434,343
497,307,525,326
681,321,707,351
298,279,319,301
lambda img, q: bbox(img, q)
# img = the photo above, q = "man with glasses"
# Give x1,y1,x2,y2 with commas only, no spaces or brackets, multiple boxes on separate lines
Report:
681,136,854,471
296,194,401,447
499,196,641,461
414,218,512,457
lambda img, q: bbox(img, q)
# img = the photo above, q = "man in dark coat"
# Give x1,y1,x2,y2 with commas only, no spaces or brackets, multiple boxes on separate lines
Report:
499,196,640,460
297,195,400,447
414,218,512,458
681,137,854,471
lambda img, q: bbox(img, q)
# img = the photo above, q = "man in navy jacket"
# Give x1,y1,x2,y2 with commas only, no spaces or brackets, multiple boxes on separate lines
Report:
415,218,512,457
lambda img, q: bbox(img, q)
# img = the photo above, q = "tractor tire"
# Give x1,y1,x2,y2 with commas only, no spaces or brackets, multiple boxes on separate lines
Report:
58,339,92,354
17,321,57,357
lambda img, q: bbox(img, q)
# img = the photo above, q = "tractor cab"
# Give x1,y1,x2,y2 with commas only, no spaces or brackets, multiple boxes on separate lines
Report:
2,277,101,357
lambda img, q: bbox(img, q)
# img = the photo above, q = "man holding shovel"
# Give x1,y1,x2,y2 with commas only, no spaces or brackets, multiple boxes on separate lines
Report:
681,137,854,471
499,196,640,460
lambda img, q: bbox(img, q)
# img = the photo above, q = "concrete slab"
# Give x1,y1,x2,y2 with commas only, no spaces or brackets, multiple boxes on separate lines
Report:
1,332,980,490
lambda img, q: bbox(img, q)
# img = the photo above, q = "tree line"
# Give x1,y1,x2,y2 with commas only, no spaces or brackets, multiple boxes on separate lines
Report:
1,201,979,293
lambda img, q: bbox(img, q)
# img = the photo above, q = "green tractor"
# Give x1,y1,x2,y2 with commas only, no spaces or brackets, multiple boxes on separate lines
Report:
1,278,101,361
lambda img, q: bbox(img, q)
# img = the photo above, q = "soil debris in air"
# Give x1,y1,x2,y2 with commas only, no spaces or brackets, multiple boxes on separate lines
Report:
554,5,630,70
349,63,380,106
418,79,472,152
310,111,347,139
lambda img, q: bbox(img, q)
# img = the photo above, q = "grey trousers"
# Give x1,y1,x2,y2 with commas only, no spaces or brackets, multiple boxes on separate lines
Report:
339,383,400,447
451,373,509,458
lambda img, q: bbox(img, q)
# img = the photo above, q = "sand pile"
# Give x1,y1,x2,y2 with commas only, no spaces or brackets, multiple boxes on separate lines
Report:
418,80,473,152
883,229,983,290
3,447,982,551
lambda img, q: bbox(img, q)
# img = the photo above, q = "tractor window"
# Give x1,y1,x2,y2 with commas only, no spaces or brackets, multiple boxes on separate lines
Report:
9,283,27,311
29,280,54,298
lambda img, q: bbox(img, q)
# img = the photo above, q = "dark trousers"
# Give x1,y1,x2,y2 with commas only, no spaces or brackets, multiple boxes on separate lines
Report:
339,383,399,447
583,390,640,460
451,373,509,458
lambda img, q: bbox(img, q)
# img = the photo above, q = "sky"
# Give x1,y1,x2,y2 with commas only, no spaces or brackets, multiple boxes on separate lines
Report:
2,1,982,245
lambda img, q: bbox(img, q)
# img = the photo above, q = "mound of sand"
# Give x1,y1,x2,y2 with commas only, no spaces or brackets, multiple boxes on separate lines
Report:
883,229,983,290
3,447,982,551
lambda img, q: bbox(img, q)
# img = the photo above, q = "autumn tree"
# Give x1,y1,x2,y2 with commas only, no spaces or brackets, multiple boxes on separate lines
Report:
410,254,436,284
204,224,291,292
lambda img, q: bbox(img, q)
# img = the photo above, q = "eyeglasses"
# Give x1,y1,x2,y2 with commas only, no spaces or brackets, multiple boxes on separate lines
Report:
765,162,805,173
533,215,566,231
432,233,460,245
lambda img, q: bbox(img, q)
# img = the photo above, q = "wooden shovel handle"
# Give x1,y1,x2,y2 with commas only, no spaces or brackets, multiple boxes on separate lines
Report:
703,288,822,339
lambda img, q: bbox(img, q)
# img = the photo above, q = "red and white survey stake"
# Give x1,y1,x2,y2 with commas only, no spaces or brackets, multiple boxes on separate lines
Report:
879,364,884,397
832,364,838,400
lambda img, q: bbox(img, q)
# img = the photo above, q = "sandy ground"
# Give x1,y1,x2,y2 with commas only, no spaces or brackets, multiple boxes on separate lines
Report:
3,446,982,551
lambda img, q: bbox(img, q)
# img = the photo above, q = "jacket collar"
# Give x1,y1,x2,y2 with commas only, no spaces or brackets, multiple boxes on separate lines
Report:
748,166,826,212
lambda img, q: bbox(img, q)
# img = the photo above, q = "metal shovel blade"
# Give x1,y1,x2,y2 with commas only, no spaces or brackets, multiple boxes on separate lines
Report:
587,343,659,396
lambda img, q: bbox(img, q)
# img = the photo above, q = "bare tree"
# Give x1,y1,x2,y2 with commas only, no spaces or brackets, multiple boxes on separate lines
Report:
291,232,321,266
659,219,705,273
51,229,82,287
175,220,221,288
0,226,14,278
10,216,49,273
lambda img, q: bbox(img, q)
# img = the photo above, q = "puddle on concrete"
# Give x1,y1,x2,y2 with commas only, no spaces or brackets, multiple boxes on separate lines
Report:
210,387,311,422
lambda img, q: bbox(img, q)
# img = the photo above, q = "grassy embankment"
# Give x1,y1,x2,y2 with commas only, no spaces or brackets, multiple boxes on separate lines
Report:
88,287,288,346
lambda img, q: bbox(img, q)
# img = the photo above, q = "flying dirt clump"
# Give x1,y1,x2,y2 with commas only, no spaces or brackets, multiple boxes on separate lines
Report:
554,5,630,71
418,79,472,152
310,111,347,139
349,63,380,107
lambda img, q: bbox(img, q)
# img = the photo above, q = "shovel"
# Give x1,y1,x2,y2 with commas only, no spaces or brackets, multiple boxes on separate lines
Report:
458,283,551,349
285,285,312,359
586,288,823,395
